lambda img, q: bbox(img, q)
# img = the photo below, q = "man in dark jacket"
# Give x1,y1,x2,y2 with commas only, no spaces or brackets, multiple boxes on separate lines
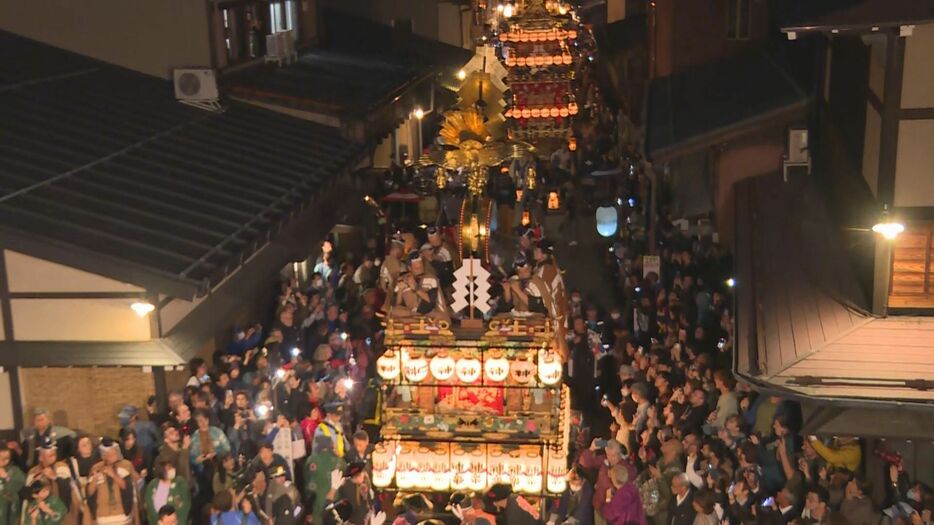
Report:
667,474,695,525
487,483,540,525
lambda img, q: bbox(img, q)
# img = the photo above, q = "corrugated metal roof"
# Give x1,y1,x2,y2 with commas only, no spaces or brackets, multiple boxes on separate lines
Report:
0,31,364,299
734,174,934,404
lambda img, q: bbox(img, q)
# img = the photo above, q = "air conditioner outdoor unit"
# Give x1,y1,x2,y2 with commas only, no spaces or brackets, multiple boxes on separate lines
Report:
266,31,296,65
783,127,811,181
173,68,222,112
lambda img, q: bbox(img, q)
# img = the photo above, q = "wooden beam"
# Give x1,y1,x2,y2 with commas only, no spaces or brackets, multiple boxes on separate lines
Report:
876,31,906,205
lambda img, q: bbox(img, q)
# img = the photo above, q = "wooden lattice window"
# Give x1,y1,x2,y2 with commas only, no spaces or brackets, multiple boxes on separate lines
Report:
889,222,934,308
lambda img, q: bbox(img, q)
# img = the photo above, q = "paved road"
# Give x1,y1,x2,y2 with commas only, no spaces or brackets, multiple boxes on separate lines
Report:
546,213,620,310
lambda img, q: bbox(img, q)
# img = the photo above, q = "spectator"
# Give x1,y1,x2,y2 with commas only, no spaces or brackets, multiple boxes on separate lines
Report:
144,460,190,525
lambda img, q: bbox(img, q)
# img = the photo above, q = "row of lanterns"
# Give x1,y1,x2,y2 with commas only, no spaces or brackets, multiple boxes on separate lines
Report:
372,441,569,494
504,53,574,67
376,348,563,386
505,103,579,119
499,29,578,42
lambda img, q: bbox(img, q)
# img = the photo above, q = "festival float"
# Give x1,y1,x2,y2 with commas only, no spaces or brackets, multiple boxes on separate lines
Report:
375,114,569,500
498,0,582,143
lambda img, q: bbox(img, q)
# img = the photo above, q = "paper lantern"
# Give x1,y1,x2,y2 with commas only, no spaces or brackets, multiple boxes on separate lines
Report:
456,356,482,383
431,354,456,381
372,443,396,487
596,206,618,237
403,353,429,382
511,357,536,384
549,107,560,118
538,350,562,385
548,191,560,210
484,354,510,382
521,108,532,119
377,350,400,380
546,448,568,494
531,108,541,118
569,29,578,39
559,107,569,118
534,55,545,66
544,55,554,66
520,210,531,227
517,56,526,67
568,102,578,114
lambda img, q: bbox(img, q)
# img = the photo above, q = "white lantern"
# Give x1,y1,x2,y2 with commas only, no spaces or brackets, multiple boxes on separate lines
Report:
377,350,400,380
403,353,429,383
430,354,456,381
596,206,618,237
371,443,396,488
537,350,562,385
456,356,482,384
546,449,568,494
484,354,510,382
510,357,537,385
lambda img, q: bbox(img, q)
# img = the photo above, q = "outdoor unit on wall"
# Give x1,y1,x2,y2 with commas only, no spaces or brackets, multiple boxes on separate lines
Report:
783,127,811,182
266,31,297,66
173,68,223,113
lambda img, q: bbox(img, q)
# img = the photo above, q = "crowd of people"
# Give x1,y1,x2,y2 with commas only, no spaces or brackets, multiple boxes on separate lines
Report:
0,50,931,525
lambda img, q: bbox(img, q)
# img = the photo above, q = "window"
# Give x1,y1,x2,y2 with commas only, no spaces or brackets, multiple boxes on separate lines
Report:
727,0,751,40
269,0,298,33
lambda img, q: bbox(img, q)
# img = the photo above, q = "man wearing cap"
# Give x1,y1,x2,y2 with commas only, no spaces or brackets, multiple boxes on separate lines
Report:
21,409,76,469
86,438,140,525
485,483,539,525
263,464,301,524
312,404,348,458
0,445,25,525
22,479,68,525
335,462,371,525
503,257,552,316
25,437,80,525
378,235,405,310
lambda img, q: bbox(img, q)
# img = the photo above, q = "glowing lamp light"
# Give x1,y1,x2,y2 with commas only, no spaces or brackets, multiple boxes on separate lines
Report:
503,4,514,17
484,355,510,382
596,206,618,237
872,221,905,240
456,69,467,80
413,108,425,120
538,350,562,385
455,356,482,384
130,302,155,317
548,191,560,210
726,277,736,288
341,378,354,391
430,354,456,381
403,354,429,383
377,350,401,380
568,136,577,151
496,3,505,12
275,369,286,379
520,210,532,227
255,404,270,418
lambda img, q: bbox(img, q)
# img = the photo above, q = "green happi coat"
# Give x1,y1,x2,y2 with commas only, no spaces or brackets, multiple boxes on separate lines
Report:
143,477,191,525
19,496,67,525
304,452,344,524
0,465,26,525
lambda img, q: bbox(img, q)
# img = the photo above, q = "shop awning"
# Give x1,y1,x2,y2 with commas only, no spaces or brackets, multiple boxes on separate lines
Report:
778,0,934,35
0,30,364,301
734,173,934,405
645,49,808,162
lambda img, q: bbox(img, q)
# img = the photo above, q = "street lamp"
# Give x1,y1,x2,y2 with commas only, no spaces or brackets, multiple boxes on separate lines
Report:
130,302,155,317
457,69,467,81
413,108,425,120
872,206,905,240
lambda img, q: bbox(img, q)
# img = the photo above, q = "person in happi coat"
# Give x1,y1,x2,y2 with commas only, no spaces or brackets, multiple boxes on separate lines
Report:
24,438,79,525
304,435,345,524
143,460,190,525
20,409,76,470
378,236,406,299
0,445,26,525
21,480,68,525
86,438,140,525
503,257,552,316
